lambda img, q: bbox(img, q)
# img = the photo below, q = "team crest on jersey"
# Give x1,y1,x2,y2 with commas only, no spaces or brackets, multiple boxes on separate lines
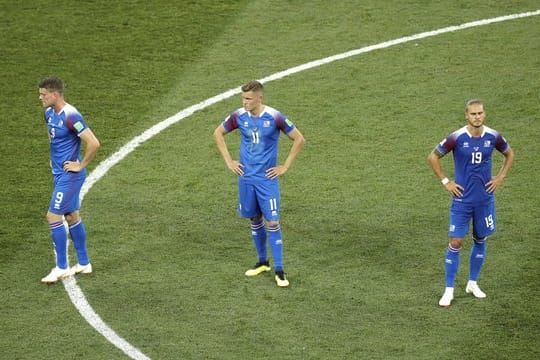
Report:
463,142,469,148
484,140,491,147
263,121,270,127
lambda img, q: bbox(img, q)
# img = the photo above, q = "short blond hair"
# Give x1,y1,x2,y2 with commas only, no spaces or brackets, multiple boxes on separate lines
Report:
241,80,264,93
465,99,484,112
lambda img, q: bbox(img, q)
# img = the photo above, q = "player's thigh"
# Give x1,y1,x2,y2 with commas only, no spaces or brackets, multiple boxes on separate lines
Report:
255,180,281,222
48,173,85,215
472,200,496,238
238,179,260,218
448,201,473,238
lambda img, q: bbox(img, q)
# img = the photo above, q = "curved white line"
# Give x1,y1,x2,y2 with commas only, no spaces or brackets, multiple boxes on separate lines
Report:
63,277,151,360
62,10,540,360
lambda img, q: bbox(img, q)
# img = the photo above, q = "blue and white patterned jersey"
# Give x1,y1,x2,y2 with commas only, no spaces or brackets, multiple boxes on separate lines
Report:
436,125,510,205
222,106,295,182
44,103,88,175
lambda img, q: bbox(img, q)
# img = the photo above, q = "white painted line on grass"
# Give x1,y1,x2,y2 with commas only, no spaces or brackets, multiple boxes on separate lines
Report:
63,277,151,360
63,9,540,360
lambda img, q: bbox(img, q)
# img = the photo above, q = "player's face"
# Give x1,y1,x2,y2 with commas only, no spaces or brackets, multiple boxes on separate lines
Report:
39,88,58,108
242,90,263,115
465,104,486,128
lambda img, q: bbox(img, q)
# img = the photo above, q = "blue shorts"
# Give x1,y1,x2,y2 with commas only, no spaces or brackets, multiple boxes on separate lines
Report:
48,171,86,215
237,177,280,221
448,199,496,239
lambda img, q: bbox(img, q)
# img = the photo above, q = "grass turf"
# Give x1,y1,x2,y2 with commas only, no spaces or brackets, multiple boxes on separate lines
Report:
1,1,539,359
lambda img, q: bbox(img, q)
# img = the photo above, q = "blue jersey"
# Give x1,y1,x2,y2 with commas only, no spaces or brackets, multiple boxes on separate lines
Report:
222,106,296,182
436,125,509,205
44,104,89,175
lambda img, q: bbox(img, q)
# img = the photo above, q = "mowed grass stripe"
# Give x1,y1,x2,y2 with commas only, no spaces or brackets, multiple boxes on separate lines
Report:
70,10,539,359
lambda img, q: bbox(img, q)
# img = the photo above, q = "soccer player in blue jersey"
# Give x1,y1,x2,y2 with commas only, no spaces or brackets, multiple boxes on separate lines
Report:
214,80,305,287
39,76,100,284
428,99,514,307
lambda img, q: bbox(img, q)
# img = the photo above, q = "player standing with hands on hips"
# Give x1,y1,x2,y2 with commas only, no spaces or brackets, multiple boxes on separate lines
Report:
428,99,514,307
39,76,100,283
214,80,305,287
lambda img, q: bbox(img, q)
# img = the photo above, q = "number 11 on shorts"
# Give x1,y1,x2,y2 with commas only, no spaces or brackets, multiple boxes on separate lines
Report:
269,198,277,211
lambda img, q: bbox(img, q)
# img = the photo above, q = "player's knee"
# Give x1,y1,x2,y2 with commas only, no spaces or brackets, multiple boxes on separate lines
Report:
265,220,279,227
449,238,464,249
473,235,488,243
46,211,62,223
64,211,80,225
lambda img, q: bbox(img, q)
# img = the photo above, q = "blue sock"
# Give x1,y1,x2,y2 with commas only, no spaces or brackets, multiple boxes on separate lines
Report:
444,245,461,288
70,219,90,266
469,237,487,281
250,220,267,263
49,221,68,269
267,224,284,272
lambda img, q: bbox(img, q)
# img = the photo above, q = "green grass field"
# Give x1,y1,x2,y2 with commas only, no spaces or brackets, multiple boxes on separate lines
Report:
1,1,539,359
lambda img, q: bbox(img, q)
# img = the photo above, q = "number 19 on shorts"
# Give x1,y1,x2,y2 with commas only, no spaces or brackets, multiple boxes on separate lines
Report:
54,191,64,210
484,214,494,230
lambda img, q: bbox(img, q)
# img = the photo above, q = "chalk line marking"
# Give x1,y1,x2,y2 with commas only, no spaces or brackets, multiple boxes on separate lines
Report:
62,10,540,360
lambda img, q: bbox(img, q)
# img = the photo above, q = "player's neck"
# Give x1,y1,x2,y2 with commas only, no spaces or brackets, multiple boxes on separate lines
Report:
467,125,484,137
53,99,67,114
249,105,264,117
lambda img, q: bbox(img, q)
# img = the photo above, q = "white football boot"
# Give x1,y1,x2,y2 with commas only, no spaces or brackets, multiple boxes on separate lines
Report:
439,287,454,307
41,267,71,284
465,280,486,298
70,263,93,275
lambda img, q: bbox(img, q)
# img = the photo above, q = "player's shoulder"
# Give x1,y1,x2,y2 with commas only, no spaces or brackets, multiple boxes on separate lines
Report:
57,103,84,124
230,107,247,119
453,126,469,137
445,126,468,141
62,103,81,116
438,126,467,151
483,125,501,137
260,106,289,126
262,105,282,118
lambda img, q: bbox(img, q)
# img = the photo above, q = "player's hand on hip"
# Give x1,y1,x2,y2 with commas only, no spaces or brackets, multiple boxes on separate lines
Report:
445,181,464,197
266,165,288,179
228,161,244,176
486,176,503,193
63,161,83,172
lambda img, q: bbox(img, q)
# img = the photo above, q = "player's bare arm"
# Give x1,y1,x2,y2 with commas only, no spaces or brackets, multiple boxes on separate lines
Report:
213,124,244,176
428,149,464,197
63,129,100,172
486,147,515,193
266,128,305,179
